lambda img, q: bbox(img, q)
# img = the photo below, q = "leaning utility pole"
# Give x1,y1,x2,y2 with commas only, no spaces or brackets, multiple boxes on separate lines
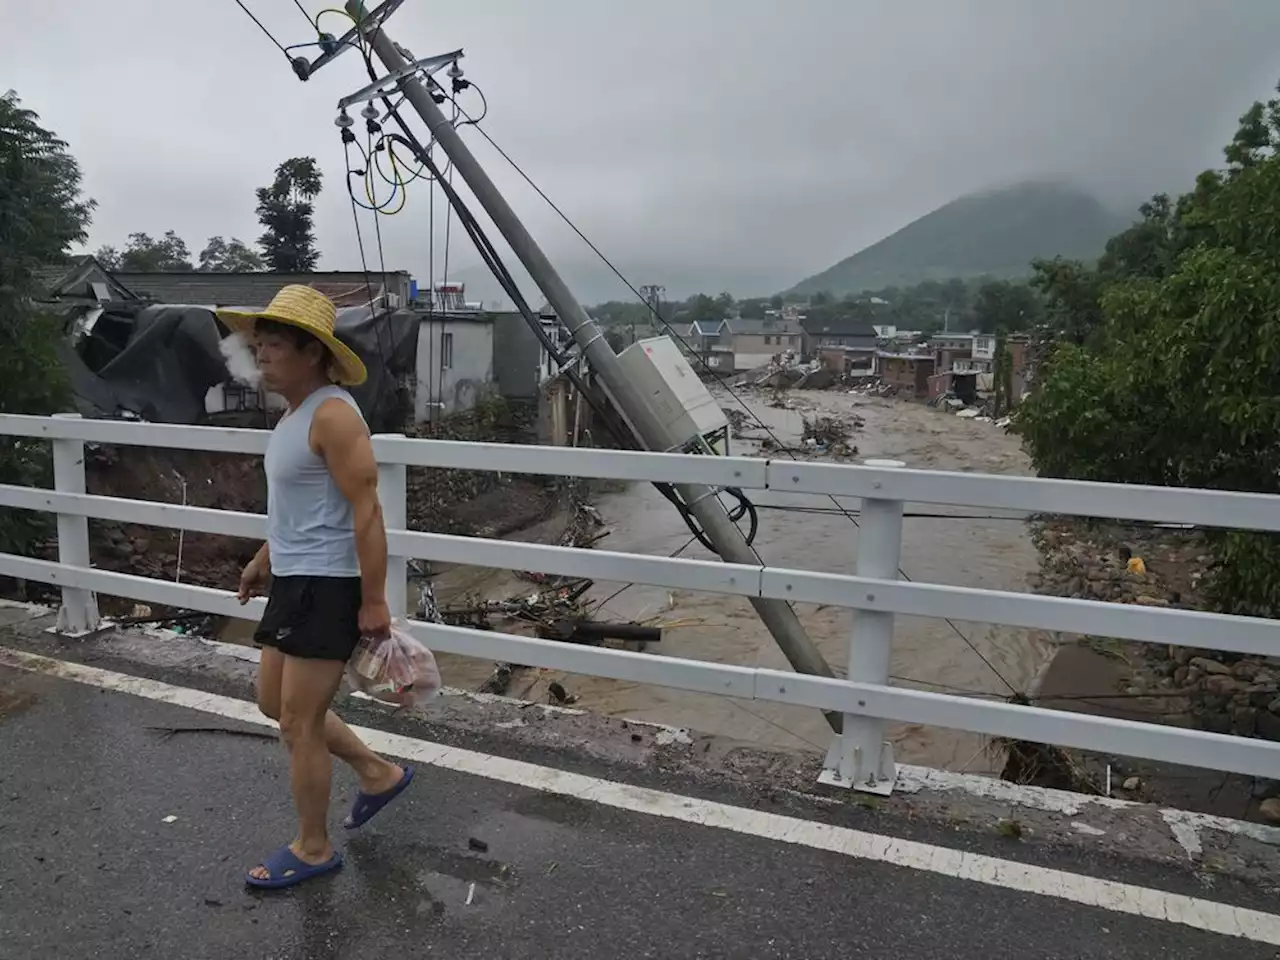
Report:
346,2,840,730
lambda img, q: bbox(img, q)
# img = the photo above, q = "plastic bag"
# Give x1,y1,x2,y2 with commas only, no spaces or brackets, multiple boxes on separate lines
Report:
346,620,442,707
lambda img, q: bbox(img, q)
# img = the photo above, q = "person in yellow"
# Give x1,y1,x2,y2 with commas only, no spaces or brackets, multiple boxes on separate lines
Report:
221,286,413,889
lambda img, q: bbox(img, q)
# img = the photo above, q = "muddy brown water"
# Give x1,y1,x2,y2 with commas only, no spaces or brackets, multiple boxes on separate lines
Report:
425,388,1051,774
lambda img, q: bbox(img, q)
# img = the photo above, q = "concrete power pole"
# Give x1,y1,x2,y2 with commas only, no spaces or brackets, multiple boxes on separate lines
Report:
347,3,840,729
639,283,665,343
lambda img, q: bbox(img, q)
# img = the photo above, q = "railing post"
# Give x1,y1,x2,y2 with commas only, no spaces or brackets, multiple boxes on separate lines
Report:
375,433,408,618
820,458,904,794
51,413,99,635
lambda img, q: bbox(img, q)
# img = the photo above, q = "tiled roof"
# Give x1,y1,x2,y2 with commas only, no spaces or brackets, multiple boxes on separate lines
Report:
799,315,877,338
730,317,802,336
110,270,412,308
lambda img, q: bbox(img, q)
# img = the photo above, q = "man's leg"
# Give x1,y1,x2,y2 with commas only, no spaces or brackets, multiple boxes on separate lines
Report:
257,647,402,796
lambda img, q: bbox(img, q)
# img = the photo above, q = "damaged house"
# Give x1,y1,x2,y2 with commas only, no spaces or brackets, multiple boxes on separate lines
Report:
38,263,419,432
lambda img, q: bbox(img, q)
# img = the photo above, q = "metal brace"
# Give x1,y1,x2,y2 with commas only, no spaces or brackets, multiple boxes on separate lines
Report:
337,50,465,111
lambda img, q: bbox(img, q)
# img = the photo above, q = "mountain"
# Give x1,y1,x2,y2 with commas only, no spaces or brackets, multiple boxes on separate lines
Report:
786,181,1131,298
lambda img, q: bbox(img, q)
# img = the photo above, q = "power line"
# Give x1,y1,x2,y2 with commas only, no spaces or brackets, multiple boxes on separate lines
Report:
230,0,292,59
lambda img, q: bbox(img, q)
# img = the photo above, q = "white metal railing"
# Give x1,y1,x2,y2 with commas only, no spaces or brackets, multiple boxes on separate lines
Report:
2,411,1280,793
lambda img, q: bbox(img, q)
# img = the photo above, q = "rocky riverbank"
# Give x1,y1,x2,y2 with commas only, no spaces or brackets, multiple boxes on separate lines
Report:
1029,516,1280,822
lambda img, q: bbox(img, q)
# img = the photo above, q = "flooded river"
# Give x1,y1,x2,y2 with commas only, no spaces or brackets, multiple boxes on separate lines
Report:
429,387,1051,773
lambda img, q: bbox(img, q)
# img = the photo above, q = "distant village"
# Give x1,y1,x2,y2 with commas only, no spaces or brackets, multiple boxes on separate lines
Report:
667,302,1035,408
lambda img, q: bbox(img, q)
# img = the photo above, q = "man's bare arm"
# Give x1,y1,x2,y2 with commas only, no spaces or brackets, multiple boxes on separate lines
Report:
312,398,387,606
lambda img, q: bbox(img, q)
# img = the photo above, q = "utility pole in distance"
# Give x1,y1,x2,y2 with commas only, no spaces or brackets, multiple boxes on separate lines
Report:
345,1,841,729
638,283,665,343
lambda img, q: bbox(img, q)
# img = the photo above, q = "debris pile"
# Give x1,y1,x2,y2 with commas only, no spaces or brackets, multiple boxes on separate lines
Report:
800,415,860,459
435,577,661,698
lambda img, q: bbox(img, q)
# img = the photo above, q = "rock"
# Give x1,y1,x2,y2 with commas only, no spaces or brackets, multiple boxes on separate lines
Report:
1257,709,1280,742
1189,657,1231,676
1203,712,1233,735
1205,675,1241,696
1269,697,1280,715
1251,691,1276,710
1134,595,1168,607
1173,666,1189,685
1232,660,1262,681
1261,798,1280,825
1174,647,1195,666
1122,776,1141,791
1233,707,1259,737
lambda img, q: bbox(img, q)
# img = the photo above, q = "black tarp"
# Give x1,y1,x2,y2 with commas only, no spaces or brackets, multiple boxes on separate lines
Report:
66,302,419,431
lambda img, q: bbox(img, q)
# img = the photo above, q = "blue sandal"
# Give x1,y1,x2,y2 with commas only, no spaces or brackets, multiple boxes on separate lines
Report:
245,846,344,889
344,765,416,830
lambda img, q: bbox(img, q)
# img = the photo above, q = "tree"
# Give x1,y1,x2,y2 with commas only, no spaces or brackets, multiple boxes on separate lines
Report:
682,293,723,325
970,280,1041,333
198,235,265,272
1019,81,1280,616
738,299,767,320
256,157,322,272
0,92,94,291
0,92,90,554
94,245,121,270
102,230,193,272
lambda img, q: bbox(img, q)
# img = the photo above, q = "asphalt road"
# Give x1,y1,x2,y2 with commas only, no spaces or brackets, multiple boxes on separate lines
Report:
0,665,1276,960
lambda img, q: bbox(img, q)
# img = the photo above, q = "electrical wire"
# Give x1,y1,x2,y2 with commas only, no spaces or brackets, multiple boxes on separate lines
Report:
752,503,1030,521
230,0,292,59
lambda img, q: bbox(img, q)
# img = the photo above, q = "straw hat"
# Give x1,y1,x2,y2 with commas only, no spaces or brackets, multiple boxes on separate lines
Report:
217,285,367,386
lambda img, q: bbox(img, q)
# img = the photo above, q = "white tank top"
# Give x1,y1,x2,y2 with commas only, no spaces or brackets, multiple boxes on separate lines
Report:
264,385,364,577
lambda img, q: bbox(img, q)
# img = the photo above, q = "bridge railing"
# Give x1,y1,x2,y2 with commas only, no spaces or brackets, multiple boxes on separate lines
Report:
1,411,1279,792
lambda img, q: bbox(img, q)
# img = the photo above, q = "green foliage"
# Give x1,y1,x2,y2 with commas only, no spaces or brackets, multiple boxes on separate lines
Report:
0,308,67,552
971,280,1042,334
256,157,322,272
787,181,1128,298
1020,83,1280,615
683,293,725,325
0,92,94,290
0,92,86,555
97,230,192,272
198,235,265,272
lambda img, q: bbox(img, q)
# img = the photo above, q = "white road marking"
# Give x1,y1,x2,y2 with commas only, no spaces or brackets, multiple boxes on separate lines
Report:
4,645,1279,945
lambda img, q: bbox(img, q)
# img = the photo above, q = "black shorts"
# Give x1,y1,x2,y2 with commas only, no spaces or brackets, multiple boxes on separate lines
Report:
254,575,363,662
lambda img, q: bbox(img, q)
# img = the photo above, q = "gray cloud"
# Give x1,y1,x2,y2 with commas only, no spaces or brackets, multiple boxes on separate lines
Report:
6,0,1279,301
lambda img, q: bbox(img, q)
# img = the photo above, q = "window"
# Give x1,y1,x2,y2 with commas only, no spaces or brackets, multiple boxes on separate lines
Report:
788,335,797,345
763,335,772,345
441,331,454,369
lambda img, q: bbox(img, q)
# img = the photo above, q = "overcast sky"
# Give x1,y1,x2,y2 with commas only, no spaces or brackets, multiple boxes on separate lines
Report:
6,1,1280,300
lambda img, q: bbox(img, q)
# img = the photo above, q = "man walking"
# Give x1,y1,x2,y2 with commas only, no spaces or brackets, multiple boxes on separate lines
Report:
221,285,414,889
